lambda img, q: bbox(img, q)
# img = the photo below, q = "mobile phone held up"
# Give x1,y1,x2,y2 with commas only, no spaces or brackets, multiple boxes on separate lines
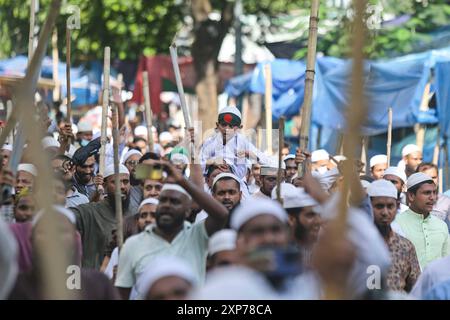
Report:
135,164,164,181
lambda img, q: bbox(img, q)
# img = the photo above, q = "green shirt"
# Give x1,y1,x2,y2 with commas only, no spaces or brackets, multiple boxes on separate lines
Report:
71,200,131,270
394,209,450,270
115,221,209,289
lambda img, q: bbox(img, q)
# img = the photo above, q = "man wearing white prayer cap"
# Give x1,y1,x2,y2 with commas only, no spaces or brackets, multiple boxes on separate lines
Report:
283,154,297,183
121,149,143,215
16,163,38,195
200,105,269,180
400,144,423,177
209,173,242,226
367,180,421,292
71,164,132,270
310,149,330,175
369,154,388,180
1,144,12,167
271,183,321,267
383,166,408,213
208,229,238,270
115,162,228,300
393,172,450,270
76,120,94,147
134,256,196,300
137,197,158,230
252,156,284,200
192,198,294,299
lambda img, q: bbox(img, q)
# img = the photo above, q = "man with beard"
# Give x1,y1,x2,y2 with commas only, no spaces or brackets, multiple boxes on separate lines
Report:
399,144,423,178
72,155,97,200
200,106,268,180
51,155,89,207
115,161,228,299
367,179,420,293
121,149,143,214
71,164,132,269
271,183,322,269
210,173,241,227
394,173,450,270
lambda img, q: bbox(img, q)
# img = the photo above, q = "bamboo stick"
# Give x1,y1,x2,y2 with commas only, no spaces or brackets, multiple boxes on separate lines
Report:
112,103,124,250
169,44,191,129
6,100,13,145
433,127,440,165
416,83,430,152
28,0,36,65
387,108,393,167
325,0,368,300
298,0,320,152
264,64,273,155
277,117,285,203
52,29,60,102
142,71,155,153
65,27,71,122
99,46,110,177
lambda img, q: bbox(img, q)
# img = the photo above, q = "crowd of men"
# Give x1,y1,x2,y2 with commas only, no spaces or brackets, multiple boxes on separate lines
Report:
1,104,450,300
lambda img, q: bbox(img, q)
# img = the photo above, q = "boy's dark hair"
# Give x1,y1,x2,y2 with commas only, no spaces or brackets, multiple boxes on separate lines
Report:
139,152,160,163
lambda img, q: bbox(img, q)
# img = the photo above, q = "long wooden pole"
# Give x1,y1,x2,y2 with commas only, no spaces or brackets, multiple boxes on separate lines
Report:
264,64,273,155
99,47,110,177
298,0,320,153
28,0,36,65
433,127,440,165
416,82,430,151
387,107,393,167
169,44,191,129
277,117,285,203
65,27,72,122
112,103,124,250
325,0,368,300
52,29,60,102
6,100,13,145
142,71,155,153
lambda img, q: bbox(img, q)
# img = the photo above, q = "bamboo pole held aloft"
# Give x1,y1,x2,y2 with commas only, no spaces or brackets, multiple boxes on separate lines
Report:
142,71,155,153
28,0,36,65
65,27,72,122
325,0,368,300
387,108,393,167
99,46,110,177
112,103,124,250
298,0,320,153
433,127,440,165
264,64,273,155
276,117,285,204
52,29,60,102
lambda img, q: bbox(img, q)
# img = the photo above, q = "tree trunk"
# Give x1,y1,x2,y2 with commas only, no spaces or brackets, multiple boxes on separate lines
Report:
191,0,233,137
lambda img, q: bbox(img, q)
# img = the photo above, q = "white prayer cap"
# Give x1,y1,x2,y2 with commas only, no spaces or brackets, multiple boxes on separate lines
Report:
208,229,237,256
360,180,371,189
17,163,37,176
71,123,78,135
383,166,407,184
333,155,347,162
42,136,60,149
283,154,295,162
159,131,173,143
231,198,288,231
77,121,93,132
138,198,159,211
134,256,196,300
160,183,192,200
406,172,434,190
271,183,318,209
33,205,76,226
171,153,189,165
261,156,286,175
121,149,142,163
367,180,398,199
104,164,129,179
402,144,421,157
134,125,148,137
218,105,242,119
212,172,240,189
1,144,12,151
311,149,329,162
369,154,387,168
